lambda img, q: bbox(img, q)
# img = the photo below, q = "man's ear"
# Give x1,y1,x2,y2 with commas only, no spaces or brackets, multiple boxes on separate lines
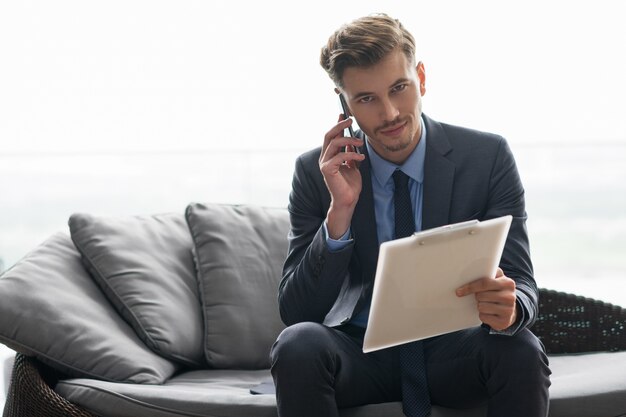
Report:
334,87,341,95
416,61,426,96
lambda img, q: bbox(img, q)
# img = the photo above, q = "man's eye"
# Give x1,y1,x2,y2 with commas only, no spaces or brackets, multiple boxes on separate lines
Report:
392,84,407,93
359,96,374,103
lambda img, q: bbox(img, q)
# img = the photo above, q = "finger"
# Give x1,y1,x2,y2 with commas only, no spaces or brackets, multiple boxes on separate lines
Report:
478,312,513,331
456,268,512,296
320,137,364,164
475,288,516,306
339,113,357,138
320,149,365,174
476,302,517,330
477,300,512,316
456,277,493,296
322,117,354,152
459,277,515,299
321,138,364,166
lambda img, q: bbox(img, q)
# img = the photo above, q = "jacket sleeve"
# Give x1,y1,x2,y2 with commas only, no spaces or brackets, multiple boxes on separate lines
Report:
277,153,354,326
486,137,538,332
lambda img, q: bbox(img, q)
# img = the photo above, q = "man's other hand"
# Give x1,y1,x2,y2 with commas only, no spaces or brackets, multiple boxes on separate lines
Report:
455,268,518,331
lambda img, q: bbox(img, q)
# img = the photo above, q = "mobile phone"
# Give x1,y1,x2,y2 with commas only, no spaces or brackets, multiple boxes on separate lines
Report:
339,94,361,155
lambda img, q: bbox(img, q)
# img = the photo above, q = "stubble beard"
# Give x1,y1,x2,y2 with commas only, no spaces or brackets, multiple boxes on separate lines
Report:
371,117,416,154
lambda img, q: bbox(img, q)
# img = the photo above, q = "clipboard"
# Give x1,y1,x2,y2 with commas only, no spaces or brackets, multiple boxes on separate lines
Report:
362,215,512,353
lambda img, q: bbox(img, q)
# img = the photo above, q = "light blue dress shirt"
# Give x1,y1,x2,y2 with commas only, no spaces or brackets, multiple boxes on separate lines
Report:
325,118,427,327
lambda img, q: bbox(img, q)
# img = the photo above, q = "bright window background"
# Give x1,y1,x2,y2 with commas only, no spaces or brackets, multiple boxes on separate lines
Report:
1,0,625,401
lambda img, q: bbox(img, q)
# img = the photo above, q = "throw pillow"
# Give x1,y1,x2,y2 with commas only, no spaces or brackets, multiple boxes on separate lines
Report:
69,212,204,367
185,203,288,369
0,233,177,383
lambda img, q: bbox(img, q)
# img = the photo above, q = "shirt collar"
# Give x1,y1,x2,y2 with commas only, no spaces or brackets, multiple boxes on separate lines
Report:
366,116,427,187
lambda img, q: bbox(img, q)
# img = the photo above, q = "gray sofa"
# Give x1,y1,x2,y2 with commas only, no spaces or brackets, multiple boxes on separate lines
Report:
1,203,625,417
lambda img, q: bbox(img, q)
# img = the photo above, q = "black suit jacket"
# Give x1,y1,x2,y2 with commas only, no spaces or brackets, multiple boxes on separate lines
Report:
278,114,537,333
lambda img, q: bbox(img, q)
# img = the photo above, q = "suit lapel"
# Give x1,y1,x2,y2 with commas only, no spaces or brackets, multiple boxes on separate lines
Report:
422,115,455,230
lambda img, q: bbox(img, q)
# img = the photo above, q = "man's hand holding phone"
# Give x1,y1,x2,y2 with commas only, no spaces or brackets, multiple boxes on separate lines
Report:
319,114,365,239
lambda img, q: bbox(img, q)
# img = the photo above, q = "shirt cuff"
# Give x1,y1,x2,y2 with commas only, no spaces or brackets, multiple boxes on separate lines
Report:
323,222,353,252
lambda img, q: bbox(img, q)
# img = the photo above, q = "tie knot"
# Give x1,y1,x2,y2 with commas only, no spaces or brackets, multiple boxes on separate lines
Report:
393,169,410,188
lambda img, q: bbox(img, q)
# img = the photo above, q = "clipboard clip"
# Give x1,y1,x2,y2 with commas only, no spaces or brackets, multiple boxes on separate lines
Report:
413,219,479,240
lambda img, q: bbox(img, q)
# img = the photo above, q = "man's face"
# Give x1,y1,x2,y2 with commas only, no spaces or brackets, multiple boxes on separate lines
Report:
340,49,426,165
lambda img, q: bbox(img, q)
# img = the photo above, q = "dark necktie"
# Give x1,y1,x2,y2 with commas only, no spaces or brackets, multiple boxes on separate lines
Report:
392,170,431,417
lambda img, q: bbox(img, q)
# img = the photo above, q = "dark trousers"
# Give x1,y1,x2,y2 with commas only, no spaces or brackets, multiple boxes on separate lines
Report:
270,322,551,417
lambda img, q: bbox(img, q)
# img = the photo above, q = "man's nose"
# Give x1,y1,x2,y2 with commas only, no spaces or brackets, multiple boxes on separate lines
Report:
380,98,399,122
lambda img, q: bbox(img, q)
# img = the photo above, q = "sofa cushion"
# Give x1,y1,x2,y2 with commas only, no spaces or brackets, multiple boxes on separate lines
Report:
56,369,278,417
548,351,626,416
54,352,626,417
54,368,484,417
0,233,177,384
69,212,204,367
185,203,288,369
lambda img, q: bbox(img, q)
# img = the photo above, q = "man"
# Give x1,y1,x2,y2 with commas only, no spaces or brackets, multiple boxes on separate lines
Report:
271,13,551,417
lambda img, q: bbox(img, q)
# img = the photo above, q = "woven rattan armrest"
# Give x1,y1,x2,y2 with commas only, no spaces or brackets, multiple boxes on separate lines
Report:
2,353,96,417
534,288,626,354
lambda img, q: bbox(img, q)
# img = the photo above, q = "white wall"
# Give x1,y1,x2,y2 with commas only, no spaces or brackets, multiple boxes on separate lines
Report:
1,0,624,155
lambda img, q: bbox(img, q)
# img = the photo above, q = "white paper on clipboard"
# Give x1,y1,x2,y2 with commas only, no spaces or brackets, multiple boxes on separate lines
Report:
362,215,512,353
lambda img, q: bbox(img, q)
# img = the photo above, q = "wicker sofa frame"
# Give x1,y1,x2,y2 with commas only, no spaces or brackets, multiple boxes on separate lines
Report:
3,288,626,417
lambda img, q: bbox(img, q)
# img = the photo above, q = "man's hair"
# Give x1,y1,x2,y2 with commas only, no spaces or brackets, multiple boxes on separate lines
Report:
320,13,416,87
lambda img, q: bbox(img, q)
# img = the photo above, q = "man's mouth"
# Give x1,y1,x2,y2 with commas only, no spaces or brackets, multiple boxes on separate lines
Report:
379,121,407,137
